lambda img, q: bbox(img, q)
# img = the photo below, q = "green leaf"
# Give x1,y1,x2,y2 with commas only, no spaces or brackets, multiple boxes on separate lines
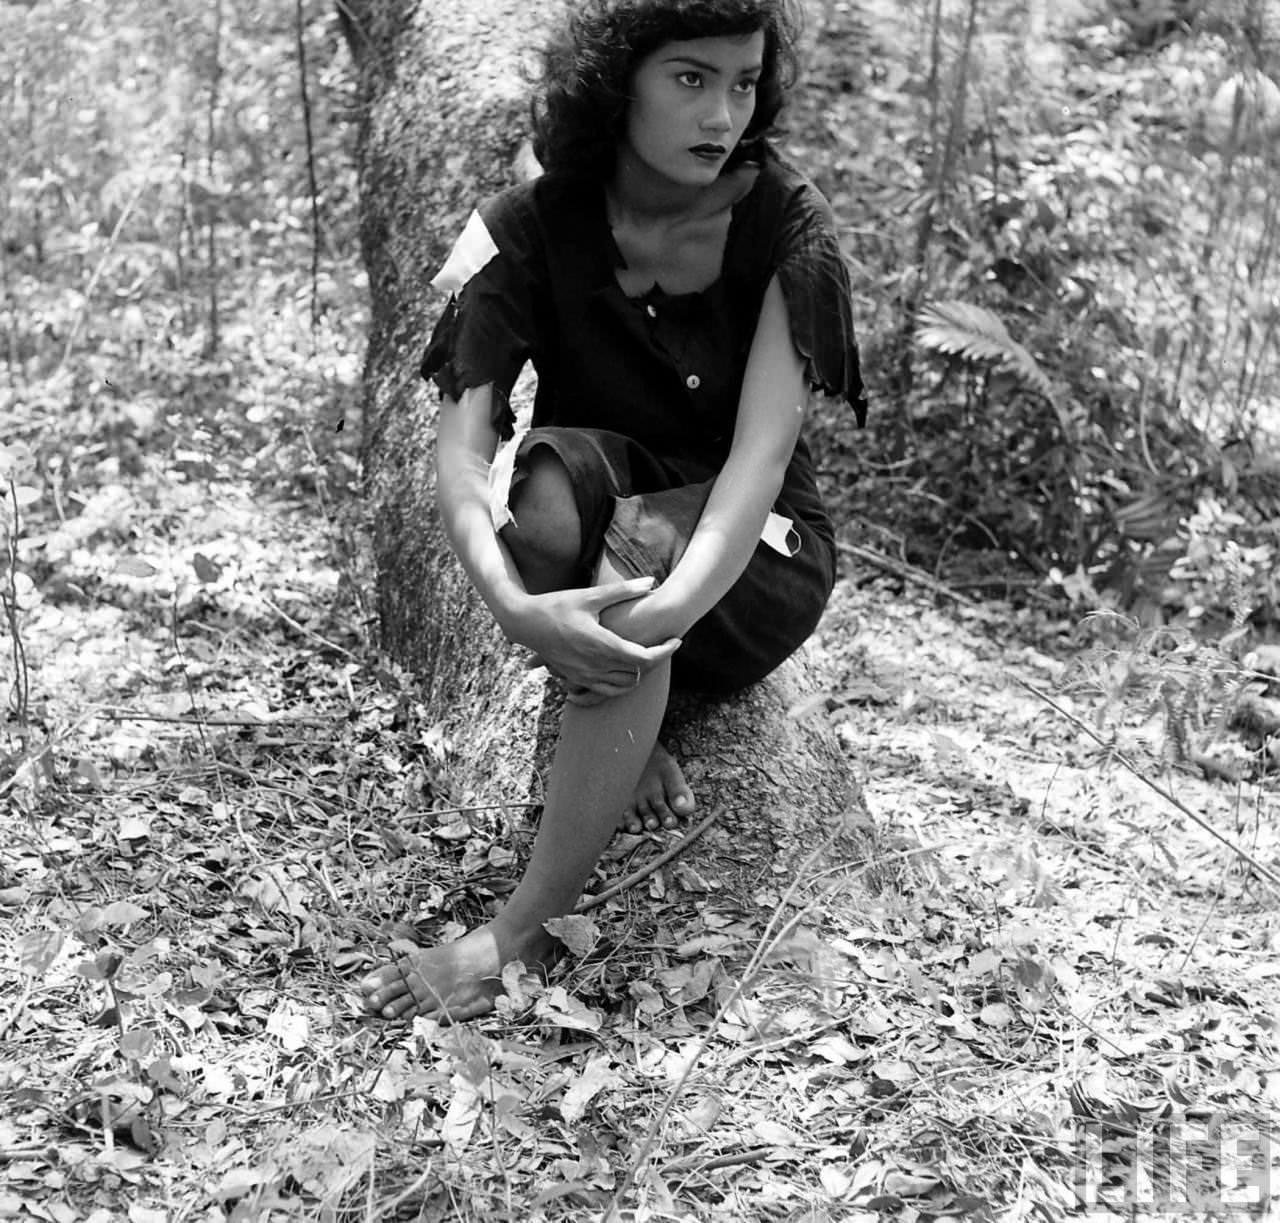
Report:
916,300,1055,402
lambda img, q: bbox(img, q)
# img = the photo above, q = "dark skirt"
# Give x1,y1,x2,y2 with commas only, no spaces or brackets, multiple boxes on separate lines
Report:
509,426,835,696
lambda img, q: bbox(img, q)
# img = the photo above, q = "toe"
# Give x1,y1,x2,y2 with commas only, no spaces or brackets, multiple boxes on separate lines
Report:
386,966,445,1019
383,990,429,1020
628,791,655,831
362,956,439,1018
646,794,674,829
361,966,408,1011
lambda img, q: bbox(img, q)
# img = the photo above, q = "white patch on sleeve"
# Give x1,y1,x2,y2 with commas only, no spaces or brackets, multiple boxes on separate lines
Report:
761,510,801,557
431,210,500,296
486,365,537,534
488,432,522,533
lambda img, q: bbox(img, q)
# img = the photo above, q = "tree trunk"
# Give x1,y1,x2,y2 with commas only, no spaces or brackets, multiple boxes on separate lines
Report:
344,0,869,890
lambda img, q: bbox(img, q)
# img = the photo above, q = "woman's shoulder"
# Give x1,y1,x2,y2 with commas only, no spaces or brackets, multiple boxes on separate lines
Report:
468,177,542,239
476,172,594,230
723,155,838,277
457,174,599,272
744,153,835,224
434,175,591,285
751,151,812,190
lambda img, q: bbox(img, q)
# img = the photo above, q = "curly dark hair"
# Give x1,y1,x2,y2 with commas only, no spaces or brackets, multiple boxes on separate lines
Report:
531,0,803,182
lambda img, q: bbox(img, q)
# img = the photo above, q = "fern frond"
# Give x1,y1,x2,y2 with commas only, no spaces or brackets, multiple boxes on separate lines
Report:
917,300,1055,402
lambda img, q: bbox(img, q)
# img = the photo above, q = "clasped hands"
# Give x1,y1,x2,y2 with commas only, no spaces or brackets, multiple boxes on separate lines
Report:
508,576,682,705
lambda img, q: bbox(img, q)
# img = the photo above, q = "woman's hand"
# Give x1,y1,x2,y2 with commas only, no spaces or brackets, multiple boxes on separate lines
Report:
508,577,682,702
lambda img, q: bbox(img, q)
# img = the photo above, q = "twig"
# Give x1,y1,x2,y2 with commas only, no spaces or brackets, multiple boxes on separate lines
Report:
1015,677,1280,891
294,0,322,335
204,0,224,356
303,857,347,918
259,593,360,661
160,1087,378,1122
394,801,541,826
95,708,326,728
0,1145,49,1162
661,1146,776,1177
3,475,30,729
575,808,722,913
836,540,977,607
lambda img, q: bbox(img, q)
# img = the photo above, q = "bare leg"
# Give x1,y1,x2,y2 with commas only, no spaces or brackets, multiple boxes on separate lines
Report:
494,448,695,833
360,656,671,1020
360,452,674,1021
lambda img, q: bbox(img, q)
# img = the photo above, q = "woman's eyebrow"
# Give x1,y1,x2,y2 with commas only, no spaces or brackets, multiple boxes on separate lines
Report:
662,55,763,76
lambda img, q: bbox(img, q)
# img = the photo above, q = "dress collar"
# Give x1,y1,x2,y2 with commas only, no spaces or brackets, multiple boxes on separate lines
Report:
586,163,763,302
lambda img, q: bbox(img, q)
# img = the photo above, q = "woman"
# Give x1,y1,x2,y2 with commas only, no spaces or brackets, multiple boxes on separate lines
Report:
362,0,866,1022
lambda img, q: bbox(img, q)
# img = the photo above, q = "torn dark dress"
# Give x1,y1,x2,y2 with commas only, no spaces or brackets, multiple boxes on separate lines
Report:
421,152,866,695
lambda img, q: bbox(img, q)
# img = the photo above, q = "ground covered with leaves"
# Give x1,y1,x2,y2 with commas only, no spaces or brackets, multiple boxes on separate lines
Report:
4,0,1280,1218
3,343,1279,1220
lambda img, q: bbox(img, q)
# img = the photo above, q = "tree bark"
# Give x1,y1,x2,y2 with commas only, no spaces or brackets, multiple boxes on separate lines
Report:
344,0,869,889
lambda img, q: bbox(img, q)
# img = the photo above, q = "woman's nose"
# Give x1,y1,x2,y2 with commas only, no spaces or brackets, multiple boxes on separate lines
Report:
701,99,732,132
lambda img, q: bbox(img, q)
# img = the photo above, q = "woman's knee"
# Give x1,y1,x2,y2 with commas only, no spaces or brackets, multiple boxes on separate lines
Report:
501,447,582,583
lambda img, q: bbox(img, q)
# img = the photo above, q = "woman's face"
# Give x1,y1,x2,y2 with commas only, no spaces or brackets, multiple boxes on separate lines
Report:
621,30,765,188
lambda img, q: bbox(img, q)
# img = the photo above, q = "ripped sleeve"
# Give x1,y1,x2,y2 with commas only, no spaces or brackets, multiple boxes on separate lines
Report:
771,184,868,427
420,191,550,438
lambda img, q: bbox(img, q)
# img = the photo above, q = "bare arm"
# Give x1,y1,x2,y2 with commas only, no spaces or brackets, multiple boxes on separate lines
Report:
435,386,680,692
607,275,809,641
434,385,532,636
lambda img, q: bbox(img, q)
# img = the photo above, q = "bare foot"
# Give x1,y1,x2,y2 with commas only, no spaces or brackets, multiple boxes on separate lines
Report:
622,741,695,834
360,919,556,1022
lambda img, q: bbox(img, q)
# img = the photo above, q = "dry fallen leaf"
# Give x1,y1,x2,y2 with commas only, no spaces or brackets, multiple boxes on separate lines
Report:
559,1054,620,1124
752,1118,803,1147
544,914,599,957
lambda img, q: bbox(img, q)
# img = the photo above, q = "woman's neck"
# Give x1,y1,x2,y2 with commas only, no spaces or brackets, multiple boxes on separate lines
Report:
607,147,708,225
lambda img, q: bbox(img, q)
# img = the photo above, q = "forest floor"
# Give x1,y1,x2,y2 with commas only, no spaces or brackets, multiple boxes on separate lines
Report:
4,1,1280,1218
2,336,1278,1221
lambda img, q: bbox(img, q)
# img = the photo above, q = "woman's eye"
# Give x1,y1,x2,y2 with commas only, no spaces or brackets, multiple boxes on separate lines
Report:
733,78,758,94
676,71,703,87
